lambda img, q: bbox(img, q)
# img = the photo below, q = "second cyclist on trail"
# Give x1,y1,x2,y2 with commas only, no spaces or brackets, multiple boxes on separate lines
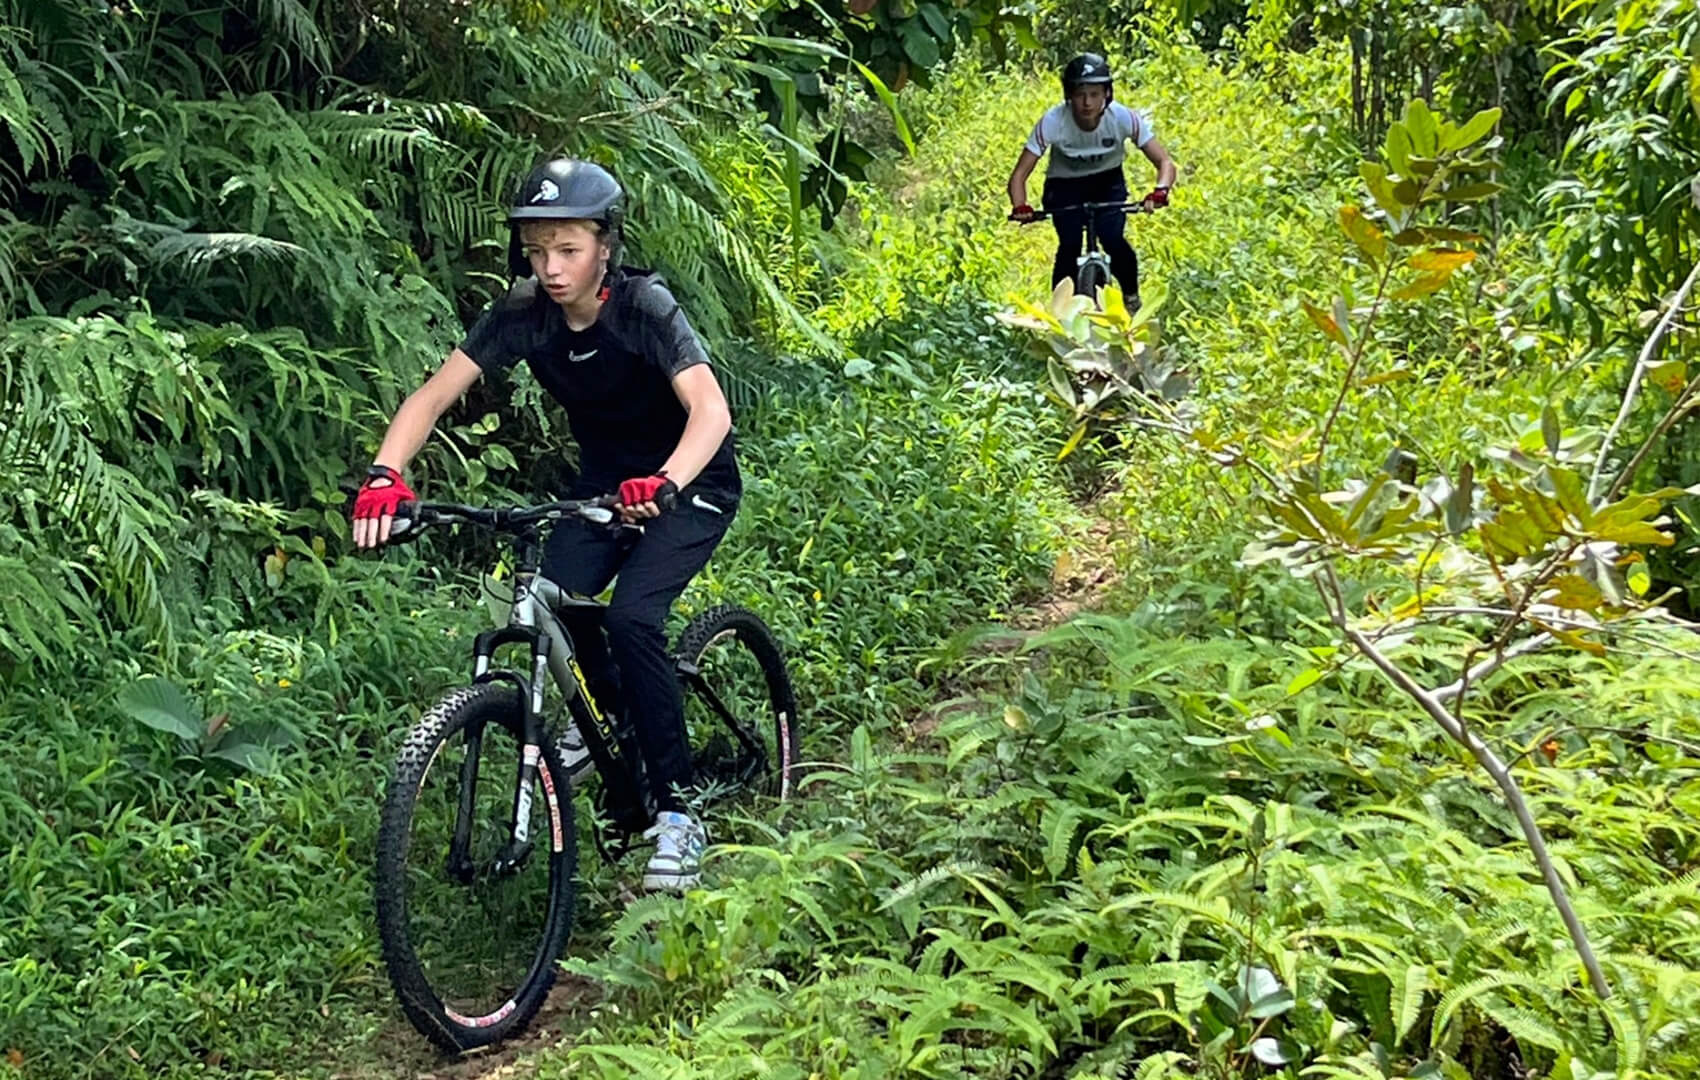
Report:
1008,53,1178,304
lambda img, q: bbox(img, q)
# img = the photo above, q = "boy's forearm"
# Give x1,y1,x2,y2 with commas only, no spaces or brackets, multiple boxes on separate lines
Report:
373,391,447,473
660,402,732,489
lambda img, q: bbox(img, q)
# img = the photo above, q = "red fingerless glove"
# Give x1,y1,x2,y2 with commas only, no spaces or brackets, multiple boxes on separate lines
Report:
1011,203,1037,223
618,473,678,509
353,465,415,521
1145,186,1170,209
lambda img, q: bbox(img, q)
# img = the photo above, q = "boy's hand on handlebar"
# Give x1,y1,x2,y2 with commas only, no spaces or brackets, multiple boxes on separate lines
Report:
1142,186,1170,210
352,465,416,548
617,473,678,522
1009,203,1037,224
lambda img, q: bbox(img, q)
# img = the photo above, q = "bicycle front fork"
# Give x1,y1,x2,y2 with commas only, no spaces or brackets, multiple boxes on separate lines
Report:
445,628,553,883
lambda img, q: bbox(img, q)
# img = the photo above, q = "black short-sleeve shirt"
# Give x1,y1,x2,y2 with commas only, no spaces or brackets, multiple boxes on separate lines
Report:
459,271,739,496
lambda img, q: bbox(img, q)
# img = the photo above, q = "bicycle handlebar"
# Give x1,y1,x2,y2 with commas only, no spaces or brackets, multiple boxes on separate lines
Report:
389,495,624,542
1010,200,1155,223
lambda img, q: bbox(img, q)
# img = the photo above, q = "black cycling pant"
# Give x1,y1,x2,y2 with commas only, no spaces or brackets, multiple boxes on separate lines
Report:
1043,167,1140,301
542,489,737,814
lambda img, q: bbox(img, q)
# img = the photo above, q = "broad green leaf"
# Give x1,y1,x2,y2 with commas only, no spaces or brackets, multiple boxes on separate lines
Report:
1444,181,1504,202
117,676,203,741
1286,667,1323,695
1249,1037,1294,1065
1592,519,1675,546
1594,492,1667,528
1057,422,1088,461
1385,123,1413,175
899,23,940,68
917,2,950,40
1002,704,1030,732
1238,965,1283,1006
1541,404,1560,456
1545,466,1590,522
207,721,296,775
1629,560,1652,596
1402,99,1438,155
1443,107,1501,151
1359,162,1404,220
1247,990,1296,1019
1480,512,1542,558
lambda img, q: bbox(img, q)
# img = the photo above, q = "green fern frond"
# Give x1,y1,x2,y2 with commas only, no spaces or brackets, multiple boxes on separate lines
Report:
1431,973,1532,1046
877,859,986,911
251,0,330,73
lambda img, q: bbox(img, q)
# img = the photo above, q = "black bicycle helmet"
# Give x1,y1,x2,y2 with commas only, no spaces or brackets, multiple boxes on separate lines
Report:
1061,53,1114,100
505,158,625,277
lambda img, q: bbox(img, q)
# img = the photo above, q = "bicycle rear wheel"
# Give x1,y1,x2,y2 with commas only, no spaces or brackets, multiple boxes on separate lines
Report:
375,683,577,1051
674,605,799,802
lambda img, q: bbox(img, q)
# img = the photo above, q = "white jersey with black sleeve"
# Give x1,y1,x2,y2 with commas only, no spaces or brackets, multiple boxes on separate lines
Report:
1023,102,1154,180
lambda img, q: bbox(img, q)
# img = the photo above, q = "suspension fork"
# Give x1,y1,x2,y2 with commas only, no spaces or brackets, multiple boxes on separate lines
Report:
446,576,554,882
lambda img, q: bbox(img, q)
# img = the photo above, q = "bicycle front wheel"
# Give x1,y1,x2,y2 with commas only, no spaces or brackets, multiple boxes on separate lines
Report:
374,683,578,1052
1075,259,1109,304
675,605,799,802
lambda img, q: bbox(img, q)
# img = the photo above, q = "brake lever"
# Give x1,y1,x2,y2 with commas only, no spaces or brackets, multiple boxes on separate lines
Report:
386,500,426,544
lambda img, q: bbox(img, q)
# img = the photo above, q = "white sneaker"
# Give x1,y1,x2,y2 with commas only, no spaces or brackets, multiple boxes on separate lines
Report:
553,724,594,789
642,811,707,893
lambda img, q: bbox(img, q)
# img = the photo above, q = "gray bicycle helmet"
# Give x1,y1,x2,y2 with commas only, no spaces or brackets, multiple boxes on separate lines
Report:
1061,53,1114,101
506,158,625,278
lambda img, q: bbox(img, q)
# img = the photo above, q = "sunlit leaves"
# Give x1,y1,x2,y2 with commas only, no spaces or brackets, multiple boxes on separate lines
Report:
1339,205,1387,265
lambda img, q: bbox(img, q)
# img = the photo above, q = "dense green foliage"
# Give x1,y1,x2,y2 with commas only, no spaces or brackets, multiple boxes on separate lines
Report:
3,0,1698,1076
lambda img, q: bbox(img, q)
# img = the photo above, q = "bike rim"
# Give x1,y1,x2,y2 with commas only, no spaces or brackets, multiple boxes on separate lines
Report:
402,715,568,1024
683,627,792,802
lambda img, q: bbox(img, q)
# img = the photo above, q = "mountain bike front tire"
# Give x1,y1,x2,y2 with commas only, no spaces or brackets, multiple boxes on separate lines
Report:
1075,260,1109,304
374,683,578,1052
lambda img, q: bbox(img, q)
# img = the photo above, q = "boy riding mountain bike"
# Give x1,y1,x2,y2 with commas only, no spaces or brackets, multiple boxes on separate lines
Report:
351,157,737,894
1007,53,1179,305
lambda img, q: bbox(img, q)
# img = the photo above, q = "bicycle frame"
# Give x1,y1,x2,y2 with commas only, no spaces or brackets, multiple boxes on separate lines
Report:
447,525,651,882
392,494,777,876
1012,199,1151,300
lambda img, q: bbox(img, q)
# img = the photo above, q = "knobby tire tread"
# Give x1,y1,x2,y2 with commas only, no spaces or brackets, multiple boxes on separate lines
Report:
374,682,578,1052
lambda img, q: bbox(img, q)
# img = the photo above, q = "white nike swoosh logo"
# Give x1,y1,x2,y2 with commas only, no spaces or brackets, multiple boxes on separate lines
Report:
568,350,597,363
691,495,724,514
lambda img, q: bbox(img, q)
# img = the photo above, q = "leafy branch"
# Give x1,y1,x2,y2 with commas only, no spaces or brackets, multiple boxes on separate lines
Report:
999,97,1700,1006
